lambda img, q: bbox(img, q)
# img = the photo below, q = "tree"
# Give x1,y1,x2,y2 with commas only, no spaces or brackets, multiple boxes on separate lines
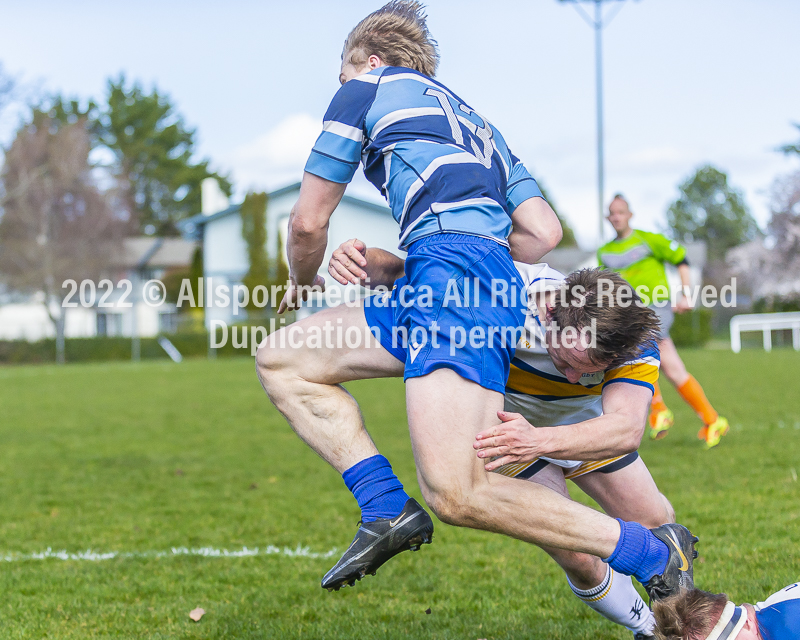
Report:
0,62,15,119
240,191,270,312
667,165,759,262
239,192,289,314
779,123,800,157
0,113,125,362
768,170,800,272
97,75,231,235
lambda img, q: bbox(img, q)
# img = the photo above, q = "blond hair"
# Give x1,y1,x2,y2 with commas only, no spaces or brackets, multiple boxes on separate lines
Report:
653,589,729,640
343,1,440,77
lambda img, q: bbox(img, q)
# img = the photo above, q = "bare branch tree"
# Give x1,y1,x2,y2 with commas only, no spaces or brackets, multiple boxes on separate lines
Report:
0,113,126,362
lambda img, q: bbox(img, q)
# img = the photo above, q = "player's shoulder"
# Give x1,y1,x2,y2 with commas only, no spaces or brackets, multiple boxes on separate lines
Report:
756,583,800,610
635,229,678,248
606,340,660,373
325,69,386,117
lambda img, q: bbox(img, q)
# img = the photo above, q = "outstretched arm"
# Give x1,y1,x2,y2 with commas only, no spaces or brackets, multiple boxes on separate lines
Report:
328,238,405,288
279,172,346,313
473,382,651,470
508,197,563,264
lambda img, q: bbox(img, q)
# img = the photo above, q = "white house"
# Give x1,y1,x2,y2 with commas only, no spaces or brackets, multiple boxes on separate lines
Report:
0,237,197,342
182,180,403,327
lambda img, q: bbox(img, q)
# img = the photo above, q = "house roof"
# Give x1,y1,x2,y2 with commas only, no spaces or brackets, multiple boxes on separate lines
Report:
177,181,392,238
114,237,198,270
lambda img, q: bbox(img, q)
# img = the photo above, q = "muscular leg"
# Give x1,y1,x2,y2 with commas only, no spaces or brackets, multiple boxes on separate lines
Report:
572,457,675,527
260,308,670,583
256,302,403,473
527,464,657,636
659,337,722,430
658,337,689,388
405,369,622,558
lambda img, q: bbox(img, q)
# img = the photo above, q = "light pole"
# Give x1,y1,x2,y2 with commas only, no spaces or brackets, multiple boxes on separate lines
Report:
558,0,633,244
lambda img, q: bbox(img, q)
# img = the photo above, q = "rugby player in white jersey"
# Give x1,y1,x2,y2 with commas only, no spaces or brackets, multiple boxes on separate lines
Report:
259,0,696,597
329,240,687,636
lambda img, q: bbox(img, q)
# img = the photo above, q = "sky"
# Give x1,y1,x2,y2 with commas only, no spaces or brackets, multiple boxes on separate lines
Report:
1,0,799,247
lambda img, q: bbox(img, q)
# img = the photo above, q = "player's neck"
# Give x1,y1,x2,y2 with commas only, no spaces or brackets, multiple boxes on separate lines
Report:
615,227,633,240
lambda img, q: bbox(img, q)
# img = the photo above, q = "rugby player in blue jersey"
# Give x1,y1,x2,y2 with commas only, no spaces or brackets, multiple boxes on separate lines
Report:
333,243,684,637
256,0,696,596
653,584,800,640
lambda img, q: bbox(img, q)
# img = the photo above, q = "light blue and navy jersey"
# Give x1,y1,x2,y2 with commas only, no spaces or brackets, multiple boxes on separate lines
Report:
304,66,544,249
756,583,800,640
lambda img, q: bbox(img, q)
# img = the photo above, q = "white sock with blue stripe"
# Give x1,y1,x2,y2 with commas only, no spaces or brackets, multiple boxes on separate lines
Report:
568,566,655,635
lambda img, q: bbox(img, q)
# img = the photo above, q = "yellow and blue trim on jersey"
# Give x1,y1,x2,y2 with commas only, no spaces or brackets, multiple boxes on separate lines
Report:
506,343,659,401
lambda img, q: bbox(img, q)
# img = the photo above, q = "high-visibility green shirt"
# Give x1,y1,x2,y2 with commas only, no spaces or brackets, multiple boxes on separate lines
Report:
597,230,686,305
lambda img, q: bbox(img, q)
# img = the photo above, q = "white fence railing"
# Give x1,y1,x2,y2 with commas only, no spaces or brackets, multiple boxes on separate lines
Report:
730,312,800,353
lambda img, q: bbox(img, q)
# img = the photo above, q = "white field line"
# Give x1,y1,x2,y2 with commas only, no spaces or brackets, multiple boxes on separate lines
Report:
0,545,339,563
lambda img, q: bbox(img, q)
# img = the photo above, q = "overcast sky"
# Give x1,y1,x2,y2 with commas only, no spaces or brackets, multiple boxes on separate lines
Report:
1,0,799,247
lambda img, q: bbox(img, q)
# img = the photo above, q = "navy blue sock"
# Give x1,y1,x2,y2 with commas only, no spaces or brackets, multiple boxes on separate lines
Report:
604,519,670,583
342,455,410,523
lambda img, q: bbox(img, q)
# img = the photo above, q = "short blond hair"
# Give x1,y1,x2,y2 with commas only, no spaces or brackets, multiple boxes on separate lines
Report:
653,589,729,640
343,1,440,77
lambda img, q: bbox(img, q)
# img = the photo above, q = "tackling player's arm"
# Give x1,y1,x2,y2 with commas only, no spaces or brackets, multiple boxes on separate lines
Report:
508,196,562,264
279,173,347,313
328,238,405,288
473,382,651,471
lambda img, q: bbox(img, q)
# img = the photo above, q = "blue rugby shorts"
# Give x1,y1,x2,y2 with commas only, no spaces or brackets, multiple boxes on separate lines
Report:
363,233,526,394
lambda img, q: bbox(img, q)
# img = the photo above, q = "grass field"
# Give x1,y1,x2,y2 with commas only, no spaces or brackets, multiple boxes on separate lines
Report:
0,349,798,639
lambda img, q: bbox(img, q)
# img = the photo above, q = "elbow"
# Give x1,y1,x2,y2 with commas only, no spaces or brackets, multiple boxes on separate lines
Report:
290,209,327,238
625,420,647,453
530,202,563,254
540,218,563,254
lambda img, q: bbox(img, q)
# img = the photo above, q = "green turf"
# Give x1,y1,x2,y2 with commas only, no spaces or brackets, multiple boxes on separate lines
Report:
0,350,797,638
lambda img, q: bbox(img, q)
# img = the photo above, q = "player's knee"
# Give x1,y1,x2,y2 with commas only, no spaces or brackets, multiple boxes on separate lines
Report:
255,334,294,396
420,484,476,527
660,493,676,524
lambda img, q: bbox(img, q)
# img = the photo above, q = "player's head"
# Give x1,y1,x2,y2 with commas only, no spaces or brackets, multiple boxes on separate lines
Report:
340,0,440,85
607,193,633,234
652,589,761,640
542,268,660,381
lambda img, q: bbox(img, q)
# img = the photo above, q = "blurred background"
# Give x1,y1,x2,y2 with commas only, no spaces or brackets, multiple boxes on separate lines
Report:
0,0,798,362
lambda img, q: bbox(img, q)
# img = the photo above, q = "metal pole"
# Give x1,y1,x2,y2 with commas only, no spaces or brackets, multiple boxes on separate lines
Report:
595,0,605,244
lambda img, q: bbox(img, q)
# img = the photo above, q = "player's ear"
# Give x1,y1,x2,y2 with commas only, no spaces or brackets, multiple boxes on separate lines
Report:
367,54,383,70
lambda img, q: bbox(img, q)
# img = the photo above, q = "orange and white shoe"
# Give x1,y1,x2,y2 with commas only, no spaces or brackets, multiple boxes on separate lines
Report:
700,416,729,449
649,409,675,440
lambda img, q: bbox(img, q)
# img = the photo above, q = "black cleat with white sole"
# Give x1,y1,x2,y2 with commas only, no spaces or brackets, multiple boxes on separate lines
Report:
322,498,434,591
644,523,699,602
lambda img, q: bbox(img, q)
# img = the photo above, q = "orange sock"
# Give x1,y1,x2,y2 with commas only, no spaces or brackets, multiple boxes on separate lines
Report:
676,375,718,426
649,380,668,426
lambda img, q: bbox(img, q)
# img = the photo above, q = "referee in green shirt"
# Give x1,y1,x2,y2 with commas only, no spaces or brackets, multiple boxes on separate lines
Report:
598,194,729,449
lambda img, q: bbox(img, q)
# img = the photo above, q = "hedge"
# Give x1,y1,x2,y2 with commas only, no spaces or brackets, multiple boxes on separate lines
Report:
0,332,253,365
670,309,713,347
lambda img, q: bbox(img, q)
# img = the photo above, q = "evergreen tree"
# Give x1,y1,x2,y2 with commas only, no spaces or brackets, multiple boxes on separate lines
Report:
97,75,231,235
779,123,800,157
667,165,759,261
240,192,271,312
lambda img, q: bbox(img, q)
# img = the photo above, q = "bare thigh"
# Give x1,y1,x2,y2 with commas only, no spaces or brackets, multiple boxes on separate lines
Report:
527,465,609,588
572,457,675,527
259,301,404,385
